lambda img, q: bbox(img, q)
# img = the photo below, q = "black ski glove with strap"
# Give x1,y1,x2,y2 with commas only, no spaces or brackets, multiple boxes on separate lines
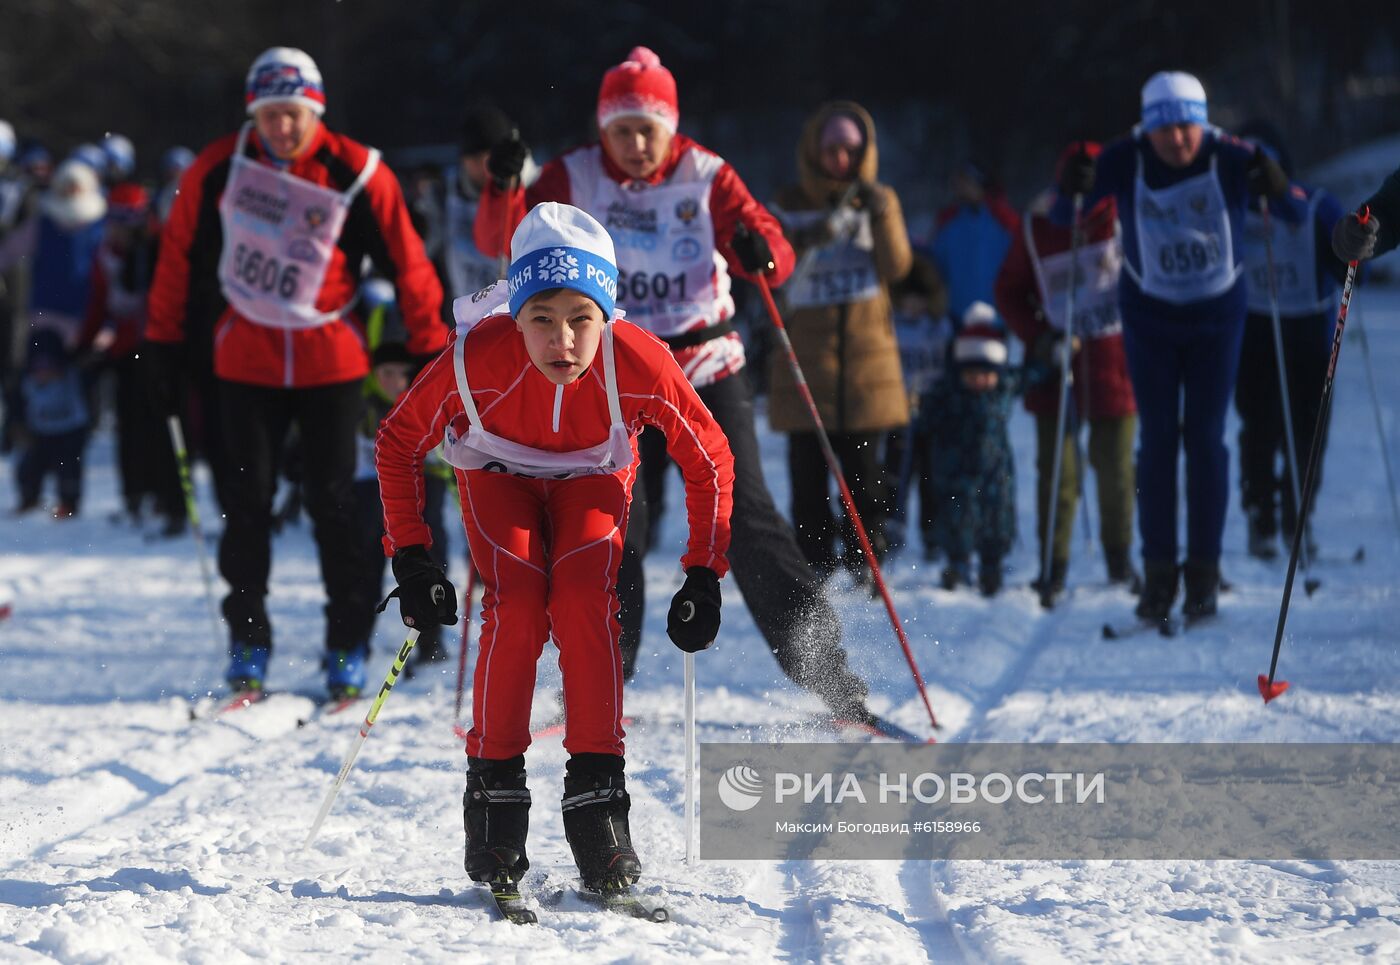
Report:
487,131,526,189
1058,143,1096,197
666,566,721,653
1332,210,1380,262
1247,147,1290,200
731,224,775,275
380,545,459,628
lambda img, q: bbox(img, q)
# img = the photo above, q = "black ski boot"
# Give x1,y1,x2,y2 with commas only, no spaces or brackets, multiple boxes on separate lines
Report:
1247,508,1278,561
1035,557,1068,608
1104,546,1143,595
1134,560,1179,622
463,756,531,884
1182,559,1220,621
562,754,641,893
941,557,972,591
978,555,1004,598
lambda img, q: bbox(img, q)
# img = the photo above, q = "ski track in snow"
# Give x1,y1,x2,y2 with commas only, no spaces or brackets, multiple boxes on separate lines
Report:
4,292,1400,962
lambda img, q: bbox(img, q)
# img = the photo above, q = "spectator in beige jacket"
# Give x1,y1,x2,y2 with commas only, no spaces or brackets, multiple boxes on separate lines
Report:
771,101,912,581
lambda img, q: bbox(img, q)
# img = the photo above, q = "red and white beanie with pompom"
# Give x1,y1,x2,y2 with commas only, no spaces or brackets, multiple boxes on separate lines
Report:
597,46,679,134
954,302,1009,368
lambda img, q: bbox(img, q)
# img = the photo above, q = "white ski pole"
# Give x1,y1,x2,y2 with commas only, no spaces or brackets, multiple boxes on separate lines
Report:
167,416,223,651
1352,304,1400,540
1259,199,1312,573
684,649,696,866
305,628,421,847
1040,193,1084,604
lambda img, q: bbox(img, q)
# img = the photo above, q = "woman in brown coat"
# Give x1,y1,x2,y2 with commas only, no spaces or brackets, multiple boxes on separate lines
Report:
771,101,912,579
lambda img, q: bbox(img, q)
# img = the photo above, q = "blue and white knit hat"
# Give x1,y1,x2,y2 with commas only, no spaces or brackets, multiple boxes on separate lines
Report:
1141,71,1208,132
246,47,326,117
507,202,619,320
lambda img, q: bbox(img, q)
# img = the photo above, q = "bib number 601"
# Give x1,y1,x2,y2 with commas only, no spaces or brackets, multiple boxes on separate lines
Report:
619,270,687,305
232,243,301,299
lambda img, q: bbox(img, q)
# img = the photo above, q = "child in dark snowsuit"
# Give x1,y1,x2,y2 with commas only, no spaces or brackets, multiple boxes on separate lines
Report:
925,303,1022,595
13,329,90,516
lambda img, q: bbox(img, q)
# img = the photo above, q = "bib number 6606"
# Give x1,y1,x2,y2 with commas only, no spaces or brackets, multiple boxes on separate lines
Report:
232,243,301,299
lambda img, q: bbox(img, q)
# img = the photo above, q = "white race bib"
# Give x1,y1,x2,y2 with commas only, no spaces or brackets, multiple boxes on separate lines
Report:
217,124,378,329
782,207,881,309
1128,152,1240,304
1243,194,1331,317
442,284,635,479
563,146,731,338
1026,215,1124,339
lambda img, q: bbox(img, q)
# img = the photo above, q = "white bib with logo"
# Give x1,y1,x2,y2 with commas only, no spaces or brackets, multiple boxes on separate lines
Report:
443,168,501,299
1127,151,1240,304
781,207,881,309
217,124,379,329
1243,193,1330,317
441,282,635,479
893,312,952,396
1025,214,1124,338
563,146,731,339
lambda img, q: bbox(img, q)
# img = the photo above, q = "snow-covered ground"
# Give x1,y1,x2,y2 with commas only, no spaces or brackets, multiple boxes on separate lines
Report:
3,290,1400,963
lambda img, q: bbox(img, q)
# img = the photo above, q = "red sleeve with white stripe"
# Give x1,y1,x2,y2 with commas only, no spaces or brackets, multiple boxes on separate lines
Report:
615,324,735,576
375,337,463,555
709,162,796,288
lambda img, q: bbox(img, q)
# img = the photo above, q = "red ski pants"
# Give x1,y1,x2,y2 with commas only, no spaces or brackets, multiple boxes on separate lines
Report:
459,465,636,760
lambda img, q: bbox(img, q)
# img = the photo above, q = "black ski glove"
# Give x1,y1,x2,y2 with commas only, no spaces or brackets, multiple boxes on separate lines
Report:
666,566,722,653
141,341,184,419
1247,148,1290,200
381,545,458,628
487,131,526,188
1058,143,1096,197
731,224,775,275
1332,210,1380,262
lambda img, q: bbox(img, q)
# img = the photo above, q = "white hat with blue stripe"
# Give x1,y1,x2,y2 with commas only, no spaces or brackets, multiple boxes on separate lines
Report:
1141,71,1208,132
507,202,619,320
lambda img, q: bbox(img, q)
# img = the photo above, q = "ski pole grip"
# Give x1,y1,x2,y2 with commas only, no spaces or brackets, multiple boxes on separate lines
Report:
1358,205,1371,224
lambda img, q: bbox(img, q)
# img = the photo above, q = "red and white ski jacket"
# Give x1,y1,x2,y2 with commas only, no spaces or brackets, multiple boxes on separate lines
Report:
146,124,446,387
995,196,1137,420
475,134,794,387
377,312,735,575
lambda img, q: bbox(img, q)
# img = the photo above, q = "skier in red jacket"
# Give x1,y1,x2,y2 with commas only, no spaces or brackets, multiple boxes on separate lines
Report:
144,47,447,698
377,201,733,896
475,46,874,723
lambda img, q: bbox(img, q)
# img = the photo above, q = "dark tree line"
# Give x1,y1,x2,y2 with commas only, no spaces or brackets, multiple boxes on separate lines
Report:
3,0,1399,212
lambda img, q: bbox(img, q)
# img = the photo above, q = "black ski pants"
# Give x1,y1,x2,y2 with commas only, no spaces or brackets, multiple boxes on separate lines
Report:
113,355,182,519
218,378,375,654
615,368,867,710
786,429,889,577
1234,311,1332,536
